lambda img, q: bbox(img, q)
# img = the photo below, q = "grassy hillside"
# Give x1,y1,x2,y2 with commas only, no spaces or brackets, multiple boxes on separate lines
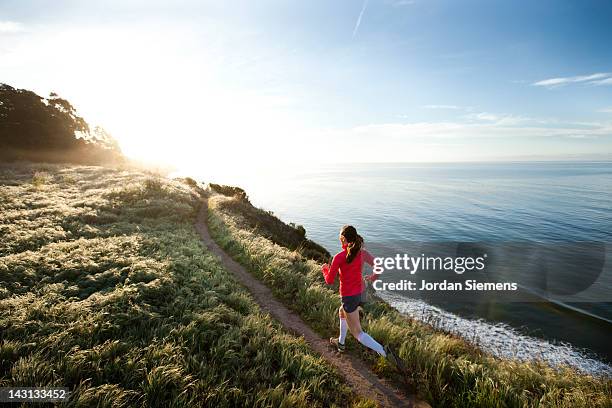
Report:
207,193,612,408
0,163,374,407
209,184,331,263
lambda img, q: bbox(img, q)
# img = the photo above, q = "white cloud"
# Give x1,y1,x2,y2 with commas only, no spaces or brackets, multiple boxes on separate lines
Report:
462,112,537,126
299,118,612,162
467,112,499,122
565,134,599,139
0,21,24,33
598,107,612,113
590,77,612,86
422,104,461,110
347,121,610,139
420,107,539,127
532,72,612,88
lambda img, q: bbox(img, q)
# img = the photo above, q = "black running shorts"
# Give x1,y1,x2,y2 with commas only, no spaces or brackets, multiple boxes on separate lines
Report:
341,291,365,313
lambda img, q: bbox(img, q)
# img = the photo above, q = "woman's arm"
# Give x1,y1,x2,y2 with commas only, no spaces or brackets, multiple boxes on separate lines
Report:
362,249,375,266
362,250,380,282
322,253,342,284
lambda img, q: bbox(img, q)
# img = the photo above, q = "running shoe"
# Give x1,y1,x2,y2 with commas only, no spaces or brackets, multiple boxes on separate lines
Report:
384,344,406,373
329,337,346,352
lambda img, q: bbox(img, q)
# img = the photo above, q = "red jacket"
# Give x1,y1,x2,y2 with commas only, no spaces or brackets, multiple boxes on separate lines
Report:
322,244,376,297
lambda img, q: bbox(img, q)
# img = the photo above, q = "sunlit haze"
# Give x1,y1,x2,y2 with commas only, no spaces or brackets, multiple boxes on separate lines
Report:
2,0,612,174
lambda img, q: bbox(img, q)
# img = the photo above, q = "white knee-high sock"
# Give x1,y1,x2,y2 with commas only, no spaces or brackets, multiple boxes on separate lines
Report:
338,317,348,345
357,332,386,357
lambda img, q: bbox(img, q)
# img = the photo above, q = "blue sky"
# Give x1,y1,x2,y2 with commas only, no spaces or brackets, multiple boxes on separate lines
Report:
1,0,611,168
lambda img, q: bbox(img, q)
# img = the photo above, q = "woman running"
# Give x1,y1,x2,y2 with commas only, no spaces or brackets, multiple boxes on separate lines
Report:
321,225,392,359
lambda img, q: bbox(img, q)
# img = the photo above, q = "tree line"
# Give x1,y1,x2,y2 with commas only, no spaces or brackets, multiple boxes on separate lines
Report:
0,83,123,164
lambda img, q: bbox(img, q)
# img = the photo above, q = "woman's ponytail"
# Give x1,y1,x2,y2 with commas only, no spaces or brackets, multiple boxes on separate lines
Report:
341,225,363,264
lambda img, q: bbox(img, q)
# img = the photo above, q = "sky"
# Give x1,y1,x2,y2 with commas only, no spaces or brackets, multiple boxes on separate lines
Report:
1,0,612,173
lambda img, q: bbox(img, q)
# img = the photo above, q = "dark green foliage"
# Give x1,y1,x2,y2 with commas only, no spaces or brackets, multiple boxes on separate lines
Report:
0,84,123,164
209,183,250,202
183,177,198,188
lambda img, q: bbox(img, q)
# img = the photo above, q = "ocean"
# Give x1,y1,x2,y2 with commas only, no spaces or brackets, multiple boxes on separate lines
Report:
193,161,612,376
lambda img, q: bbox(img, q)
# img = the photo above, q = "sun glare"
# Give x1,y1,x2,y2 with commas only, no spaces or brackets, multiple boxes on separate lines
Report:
6,23,307,175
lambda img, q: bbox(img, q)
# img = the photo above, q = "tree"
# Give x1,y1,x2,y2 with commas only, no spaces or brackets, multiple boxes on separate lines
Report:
0,83,123,164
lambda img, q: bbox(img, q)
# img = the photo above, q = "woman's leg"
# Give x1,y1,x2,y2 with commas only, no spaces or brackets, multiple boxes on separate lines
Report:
338,306,348,345
344,307,386,357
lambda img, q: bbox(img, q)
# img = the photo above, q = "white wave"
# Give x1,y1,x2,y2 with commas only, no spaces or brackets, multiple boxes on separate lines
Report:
378,291,612,377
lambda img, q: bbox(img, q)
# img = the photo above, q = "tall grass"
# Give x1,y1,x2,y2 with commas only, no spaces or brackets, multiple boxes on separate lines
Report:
207,193,612,408
0,163,375,407
211,192,330,263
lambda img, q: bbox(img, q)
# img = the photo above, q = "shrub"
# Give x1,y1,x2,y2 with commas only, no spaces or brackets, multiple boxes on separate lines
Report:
209,183,249,202
31,171,51,187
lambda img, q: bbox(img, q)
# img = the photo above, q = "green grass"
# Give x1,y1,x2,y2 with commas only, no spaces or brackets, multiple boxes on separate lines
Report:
209,188,331,263
207,193,612,408
0,163,375,408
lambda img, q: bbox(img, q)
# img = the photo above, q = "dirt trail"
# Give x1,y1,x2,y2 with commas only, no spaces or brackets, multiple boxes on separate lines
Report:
196,199,430,408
